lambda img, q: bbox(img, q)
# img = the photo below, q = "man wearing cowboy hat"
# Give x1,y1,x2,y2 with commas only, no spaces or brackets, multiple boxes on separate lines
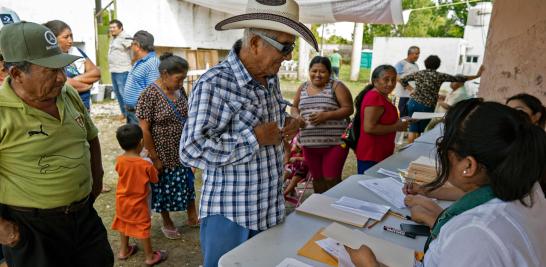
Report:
179,0,318,266
0,22,113,266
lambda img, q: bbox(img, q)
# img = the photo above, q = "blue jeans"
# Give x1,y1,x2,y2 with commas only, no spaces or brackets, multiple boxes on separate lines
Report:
200,215,260,267
125,106,139,125
79,91,91,110
358,160,378,174
111,72,128,116
406,99,435,133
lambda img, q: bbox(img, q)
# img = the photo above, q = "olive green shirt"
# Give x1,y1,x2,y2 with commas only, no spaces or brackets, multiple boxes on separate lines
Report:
0,77,98,208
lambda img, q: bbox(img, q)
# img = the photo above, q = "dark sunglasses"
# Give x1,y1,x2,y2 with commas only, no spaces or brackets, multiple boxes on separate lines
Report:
255,32,295,56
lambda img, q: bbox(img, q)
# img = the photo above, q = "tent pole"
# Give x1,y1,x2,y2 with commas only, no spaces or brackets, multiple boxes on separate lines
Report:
350,22,364,81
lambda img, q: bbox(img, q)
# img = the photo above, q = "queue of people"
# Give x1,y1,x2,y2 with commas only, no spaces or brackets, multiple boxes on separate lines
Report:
1,0,545,266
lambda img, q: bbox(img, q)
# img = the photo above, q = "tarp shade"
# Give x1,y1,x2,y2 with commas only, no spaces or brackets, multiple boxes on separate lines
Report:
184,0,403,24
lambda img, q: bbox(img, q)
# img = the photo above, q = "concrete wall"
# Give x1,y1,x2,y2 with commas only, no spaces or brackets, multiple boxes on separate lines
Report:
479,0,546,103
1,0,97,62
116,0,241,50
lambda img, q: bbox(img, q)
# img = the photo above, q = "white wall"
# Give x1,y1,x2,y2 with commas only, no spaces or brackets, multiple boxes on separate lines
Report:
0,0,97,62
116,0,240,50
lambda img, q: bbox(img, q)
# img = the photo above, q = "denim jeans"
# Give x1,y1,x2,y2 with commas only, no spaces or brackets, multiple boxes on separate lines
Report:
111,72,128,116
200,215,260,267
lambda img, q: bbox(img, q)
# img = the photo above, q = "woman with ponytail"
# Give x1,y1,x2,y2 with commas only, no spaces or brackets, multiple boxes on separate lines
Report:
354,65,411,174
347,98,546,266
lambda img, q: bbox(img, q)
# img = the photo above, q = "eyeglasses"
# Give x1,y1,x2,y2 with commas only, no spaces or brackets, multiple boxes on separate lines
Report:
254,32,295,56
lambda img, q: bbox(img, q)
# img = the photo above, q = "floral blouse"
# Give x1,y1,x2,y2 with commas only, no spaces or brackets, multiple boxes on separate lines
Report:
400,69,467,108
136,84,188,168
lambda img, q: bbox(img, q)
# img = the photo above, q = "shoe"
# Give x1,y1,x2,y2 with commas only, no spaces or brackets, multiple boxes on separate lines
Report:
160,226,181,240
145,250,168,266
118,244,138,260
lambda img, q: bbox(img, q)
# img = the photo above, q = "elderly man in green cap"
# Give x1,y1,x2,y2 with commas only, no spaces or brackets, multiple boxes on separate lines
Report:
0,22,113,267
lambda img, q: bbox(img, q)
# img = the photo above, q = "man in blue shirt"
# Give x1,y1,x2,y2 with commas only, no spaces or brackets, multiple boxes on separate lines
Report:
123,30,160,124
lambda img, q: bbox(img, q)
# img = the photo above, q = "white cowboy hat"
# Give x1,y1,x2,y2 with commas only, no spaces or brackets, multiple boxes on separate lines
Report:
215,0,319,52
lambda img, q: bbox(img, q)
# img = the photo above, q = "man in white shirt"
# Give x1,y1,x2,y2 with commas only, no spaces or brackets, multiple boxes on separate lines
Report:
108,19,132,119
394,46,420,117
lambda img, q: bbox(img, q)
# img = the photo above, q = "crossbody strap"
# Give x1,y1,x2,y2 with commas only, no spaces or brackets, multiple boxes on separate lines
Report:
152,83,186,125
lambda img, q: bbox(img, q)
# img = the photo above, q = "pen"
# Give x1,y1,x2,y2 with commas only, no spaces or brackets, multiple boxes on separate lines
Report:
387,210,409,220
383,225,416,238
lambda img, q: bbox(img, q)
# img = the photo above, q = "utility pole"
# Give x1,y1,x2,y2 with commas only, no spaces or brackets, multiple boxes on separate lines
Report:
350,23,364,81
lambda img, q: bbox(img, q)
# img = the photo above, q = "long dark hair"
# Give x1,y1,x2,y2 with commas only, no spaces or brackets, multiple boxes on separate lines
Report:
428,98,546,204
309,56,332,75
354,65,396,114
506,93,546,128
43,20,71,37
159,52,189,75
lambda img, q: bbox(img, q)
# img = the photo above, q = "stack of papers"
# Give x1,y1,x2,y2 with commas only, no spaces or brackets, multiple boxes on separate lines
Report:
358,178,406,209
406,156,437,184
331,196,390,221
296,194,369,227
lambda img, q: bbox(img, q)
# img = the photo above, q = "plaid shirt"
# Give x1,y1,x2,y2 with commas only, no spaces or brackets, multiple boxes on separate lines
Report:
179,48,288,231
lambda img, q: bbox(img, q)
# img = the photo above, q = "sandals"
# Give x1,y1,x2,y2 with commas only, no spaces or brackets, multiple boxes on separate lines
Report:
118,244,138,260
145,250,168,266
161,226,181,240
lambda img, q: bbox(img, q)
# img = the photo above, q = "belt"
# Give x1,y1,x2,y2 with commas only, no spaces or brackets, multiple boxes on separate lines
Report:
126,106,136,112
6,196,90,215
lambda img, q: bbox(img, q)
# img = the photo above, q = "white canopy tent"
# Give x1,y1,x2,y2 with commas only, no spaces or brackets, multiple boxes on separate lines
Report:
185,0,403,80
184,0,404,24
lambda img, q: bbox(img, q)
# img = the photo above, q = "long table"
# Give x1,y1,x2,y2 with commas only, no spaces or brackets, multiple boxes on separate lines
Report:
219,130,445,267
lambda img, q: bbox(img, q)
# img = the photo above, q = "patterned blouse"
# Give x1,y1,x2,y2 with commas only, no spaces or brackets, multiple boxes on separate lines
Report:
400,69,467,108
136,84,188,169
298,79,348,147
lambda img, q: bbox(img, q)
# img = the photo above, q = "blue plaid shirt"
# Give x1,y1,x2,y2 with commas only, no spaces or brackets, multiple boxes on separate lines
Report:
179,48,288,231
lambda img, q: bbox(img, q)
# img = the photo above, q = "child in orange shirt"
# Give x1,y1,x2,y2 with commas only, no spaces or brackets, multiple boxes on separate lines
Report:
112,124,167,266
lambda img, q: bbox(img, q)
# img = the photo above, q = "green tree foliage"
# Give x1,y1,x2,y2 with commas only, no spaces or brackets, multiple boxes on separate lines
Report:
362,0,492,45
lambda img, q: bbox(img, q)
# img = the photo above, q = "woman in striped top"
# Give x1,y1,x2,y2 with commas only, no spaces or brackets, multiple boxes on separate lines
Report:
292,56,353,193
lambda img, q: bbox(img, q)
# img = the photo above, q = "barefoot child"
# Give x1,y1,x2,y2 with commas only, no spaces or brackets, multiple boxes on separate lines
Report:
112,124,167,266
283,134,308,196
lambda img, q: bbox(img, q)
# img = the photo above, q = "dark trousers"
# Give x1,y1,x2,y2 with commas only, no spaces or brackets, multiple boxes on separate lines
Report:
398,97,410,117
2,201,114,267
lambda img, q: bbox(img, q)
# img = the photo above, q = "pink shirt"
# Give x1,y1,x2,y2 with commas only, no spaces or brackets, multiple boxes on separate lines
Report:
356,89,399,162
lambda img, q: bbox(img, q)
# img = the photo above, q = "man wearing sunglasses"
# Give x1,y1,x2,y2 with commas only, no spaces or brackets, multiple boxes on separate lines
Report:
179,1,319,266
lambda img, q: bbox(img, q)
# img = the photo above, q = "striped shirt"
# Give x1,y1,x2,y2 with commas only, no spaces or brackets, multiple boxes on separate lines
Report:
123,51,160,107
179,48,288,231
298,80,348,147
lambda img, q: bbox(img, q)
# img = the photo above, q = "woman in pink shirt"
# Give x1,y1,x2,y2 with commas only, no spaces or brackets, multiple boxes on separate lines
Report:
355,65,411,174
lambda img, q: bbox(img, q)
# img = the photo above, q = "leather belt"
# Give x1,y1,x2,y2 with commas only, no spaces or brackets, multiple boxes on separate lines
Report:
6,196,90,215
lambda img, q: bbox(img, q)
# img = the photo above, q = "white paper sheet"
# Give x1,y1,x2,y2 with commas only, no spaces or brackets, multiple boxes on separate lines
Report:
377,168,400,179
322,223,415,267
358,178,407,209
331,196,390,221
411,112,445,120
276,258,313,267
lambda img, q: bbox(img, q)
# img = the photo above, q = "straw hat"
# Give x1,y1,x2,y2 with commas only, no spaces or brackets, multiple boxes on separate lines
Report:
215,0,319,51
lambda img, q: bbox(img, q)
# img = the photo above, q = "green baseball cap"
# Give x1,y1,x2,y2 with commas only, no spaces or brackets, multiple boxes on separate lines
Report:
0,21,80,68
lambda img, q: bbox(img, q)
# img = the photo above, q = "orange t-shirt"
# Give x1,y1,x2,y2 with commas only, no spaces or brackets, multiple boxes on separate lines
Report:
112,156,158,238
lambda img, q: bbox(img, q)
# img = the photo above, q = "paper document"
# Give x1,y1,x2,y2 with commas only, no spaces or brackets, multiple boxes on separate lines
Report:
322,223,415,267
412,112,445,120
331,197,390,221
315,238,355,267
377,168,400,179
358,178,406,209
276,258,313,267
296,194,369,227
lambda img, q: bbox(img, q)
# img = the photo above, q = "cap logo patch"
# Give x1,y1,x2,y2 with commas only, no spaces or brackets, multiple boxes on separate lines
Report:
45,31,57,45
44,31,59,50
256,0,286,6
